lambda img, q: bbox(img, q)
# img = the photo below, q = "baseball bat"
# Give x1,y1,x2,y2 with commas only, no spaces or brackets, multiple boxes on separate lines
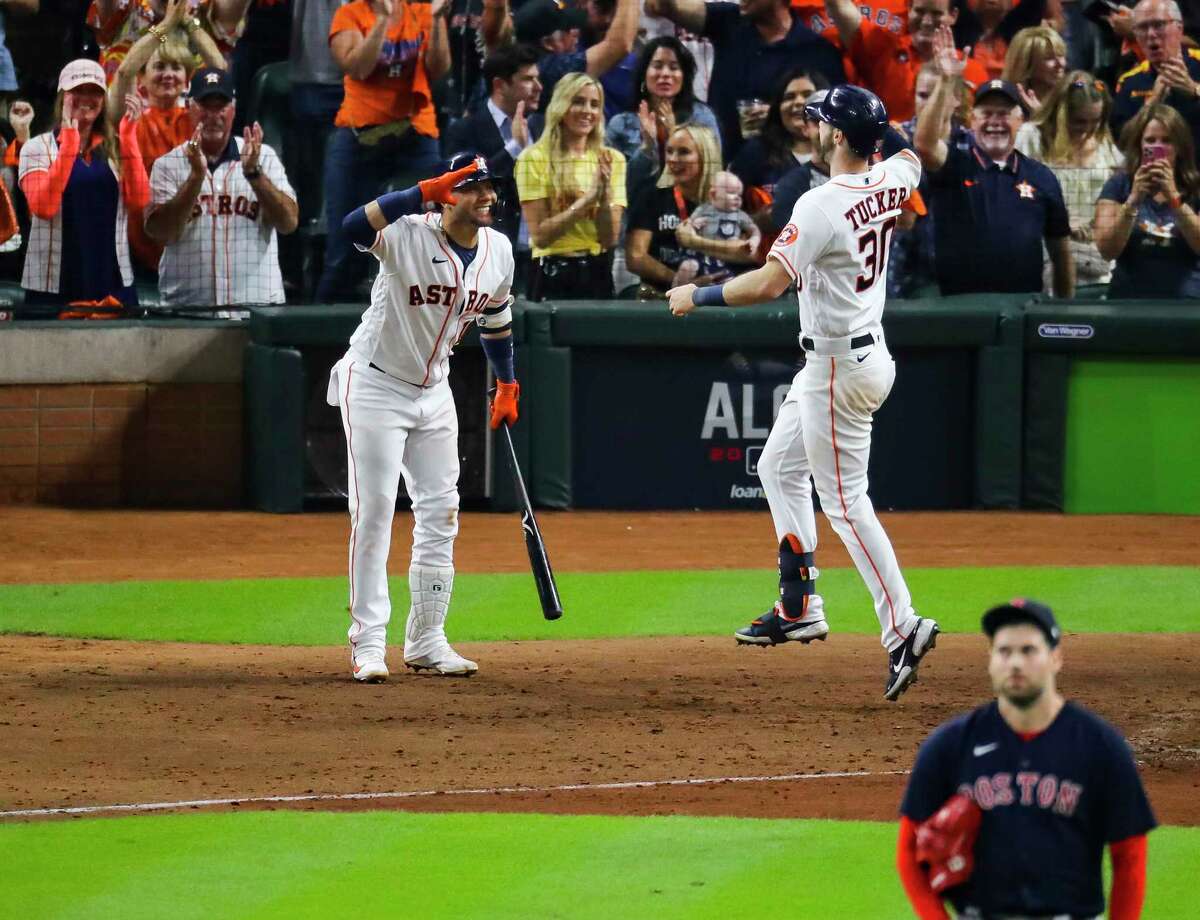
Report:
499,421,563,620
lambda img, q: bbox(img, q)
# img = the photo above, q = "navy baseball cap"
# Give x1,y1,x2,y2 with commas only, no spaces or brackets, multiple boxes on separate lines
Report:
445,151,497,188
982,598,1061,648
973,79,1023,110
190,67,235,102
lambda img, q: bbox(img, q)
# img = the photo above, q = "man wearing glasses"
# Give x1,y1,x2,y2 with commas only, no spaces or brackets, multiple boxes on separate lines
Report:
1113,0,1200,155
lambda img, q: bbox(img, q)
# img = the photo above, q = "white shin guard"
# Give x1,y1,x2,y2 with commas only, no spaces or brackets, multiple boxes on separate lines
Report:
404,565,455,658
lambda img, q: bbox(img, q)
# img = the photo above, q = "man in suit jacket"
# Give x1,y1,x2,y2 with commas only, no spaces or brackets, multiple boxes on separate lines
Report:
443,43,543,287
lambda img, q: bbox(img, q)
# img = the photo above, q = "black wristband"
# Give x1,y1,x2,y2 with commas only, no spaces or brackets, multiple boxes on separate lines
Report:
243,167,262,180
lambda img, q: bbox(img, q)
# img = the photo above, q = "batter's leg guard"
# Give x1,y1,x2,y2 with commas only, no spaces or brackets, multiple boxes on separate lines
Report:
403,565,454,656
403,565,477,676
734,536,828,646
778,533,817,619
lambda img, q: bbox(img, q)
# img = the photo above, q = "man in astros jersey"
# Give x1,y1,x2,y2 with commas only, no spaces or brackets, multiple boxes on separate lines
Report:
668,84,938,701
326,152,520,682
146,68,298,307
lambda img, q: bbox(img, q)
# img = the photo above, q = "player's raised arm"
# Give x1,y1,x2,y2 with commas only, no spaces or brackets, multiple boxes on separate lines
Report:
643,0,707,37
666,258,792,316
342,161,479,248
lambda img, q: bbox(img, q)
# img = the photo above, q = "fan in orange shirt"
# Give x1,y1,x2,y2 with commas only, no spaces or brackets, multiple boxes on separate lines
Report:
823,0,988,123
316,0,451,302
793,0,908,45
330,0,444,138
793,0,910,83
954,0,1063,81
102,0,228,272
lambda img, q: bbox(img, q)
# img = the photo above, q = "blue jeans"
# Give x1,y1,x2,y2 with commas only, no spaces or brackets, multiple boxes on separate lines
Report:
288,83,344,226
317,126,441,303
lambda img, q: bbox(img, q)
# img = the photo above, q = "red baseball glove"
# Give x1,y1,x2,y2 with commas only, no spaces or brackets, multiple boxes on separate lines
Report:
916,793,983,893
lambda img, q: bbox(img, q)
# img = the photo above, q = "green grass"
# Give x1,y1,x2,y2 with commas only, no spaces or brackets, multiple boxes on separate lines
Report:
1,811,1195,919
0,566,1197,645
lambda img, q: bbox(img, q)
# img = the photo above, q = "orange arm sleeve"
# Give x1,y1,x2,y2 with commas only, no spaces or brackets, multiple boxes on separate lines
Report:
1108,834,1148,920
118,116,150,212
897,816,952,920
4,139,21,169
20,128,81,220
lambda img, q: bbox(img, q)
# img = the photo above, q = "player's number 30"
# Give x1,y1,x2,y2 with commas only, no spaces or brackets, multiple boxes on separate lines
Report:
855,216,898,293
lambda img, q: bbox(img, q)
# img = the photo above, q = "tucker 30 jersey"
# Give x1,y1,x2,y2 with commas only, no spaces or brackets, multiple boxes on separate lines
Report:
349,211,515,388
900,701,1157,918
769,149,921,339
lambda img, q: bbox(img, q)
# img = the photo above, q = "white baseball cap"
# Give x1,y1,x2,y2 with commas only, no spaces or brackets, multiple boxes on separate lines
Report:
58,59,106,92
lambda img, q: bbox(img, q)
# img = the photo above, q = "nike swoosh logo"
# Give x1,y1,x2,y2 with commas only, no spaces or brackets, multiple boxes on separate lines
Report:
433,257,448,264
891,648,908,674
973,742,999,757
856,352,870,363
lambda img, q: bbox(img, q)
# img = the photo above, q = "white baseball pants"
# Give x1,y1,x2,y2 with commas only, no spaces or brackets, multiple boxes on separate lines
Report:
757,337,920,652
328,356,460,658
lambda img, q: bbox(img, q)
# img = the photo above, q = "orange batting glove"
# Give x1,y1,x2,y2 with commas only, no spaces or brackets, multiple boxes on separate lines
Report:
418,162,478,206
490,380,520,430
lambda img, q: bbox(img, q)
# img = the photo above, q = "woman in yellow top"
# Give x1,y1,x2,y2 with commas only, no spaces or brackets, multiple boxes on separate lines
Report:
514,72,626,301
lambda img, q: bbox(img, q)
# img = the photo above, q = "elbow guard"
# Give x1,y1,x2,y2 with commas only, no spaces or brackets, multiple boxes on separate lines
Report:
476,298,513,332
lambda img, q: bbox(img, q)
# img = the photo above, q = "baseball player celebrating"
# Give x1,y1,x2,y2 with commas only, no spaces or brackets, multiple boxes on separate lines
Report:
327,152,520,682
668,85,938,701
898,599,1156,919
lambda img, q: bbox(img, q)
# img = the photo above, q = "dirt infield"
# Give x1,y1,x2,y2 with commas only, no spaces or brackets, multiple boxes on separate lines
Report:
1,509,1198,824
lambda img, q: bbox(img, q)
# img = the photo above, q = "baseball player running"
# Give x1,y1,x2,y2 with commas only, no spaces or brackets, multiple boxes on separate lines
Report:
668,85,938,701
898,599,1156,919
327,152,520,682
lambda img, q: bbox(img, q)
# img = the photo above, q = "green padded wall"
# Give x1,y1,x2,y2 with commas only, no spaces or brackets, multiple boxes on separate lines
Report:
1064,358,1200,514
245,342,305,513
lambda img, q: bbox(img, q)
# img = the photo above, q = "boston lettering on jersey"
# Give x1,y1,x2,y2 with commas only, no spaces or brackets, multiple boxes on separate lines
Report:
959,772,1084,816
190,194,261,221
843,186,909,231
408,283,491,315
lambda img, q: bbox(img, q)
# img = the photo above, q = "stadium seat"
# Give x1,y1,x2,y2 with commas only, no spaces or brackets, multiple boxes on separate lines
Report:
246,62,290,157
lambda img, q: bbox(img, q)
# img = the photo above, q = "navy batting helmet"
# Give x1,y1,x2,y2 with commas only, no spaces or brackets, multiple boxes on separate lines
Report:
804,84,888,158
445,151,495,189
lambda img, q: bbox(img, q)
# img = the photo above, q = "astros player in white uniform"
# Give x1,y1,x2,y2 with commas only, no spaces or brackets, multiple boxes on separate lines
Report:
327,152,520,682
668,85,939,701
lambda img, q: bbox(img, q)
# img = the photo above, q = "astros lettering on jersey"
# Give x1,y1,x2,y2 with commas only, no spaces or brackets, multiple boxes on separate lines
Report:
149,137,295,306
349,210,515,387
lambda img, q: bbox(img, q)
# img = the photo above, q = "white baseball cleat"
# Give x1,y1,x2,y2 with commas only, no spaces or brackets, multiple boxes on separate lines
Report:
404,641,478,676
352,652,389,683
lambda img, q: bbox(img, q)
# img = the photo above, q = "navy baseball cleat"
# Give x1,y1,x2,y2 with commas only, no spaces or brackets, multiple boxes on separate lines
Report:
884,617,940,701
735,602,830,646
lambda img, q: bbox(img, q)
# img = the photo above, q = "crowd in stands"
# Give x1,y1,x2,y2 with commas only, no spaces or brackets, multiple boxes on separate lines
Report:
0,0,1197,315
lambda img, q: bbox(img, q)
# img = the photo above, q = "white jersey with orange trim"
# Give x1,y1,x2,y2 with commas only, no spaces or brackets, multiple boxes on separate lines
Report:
748,146,930,671
348,211,515,388
769,149,921,339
